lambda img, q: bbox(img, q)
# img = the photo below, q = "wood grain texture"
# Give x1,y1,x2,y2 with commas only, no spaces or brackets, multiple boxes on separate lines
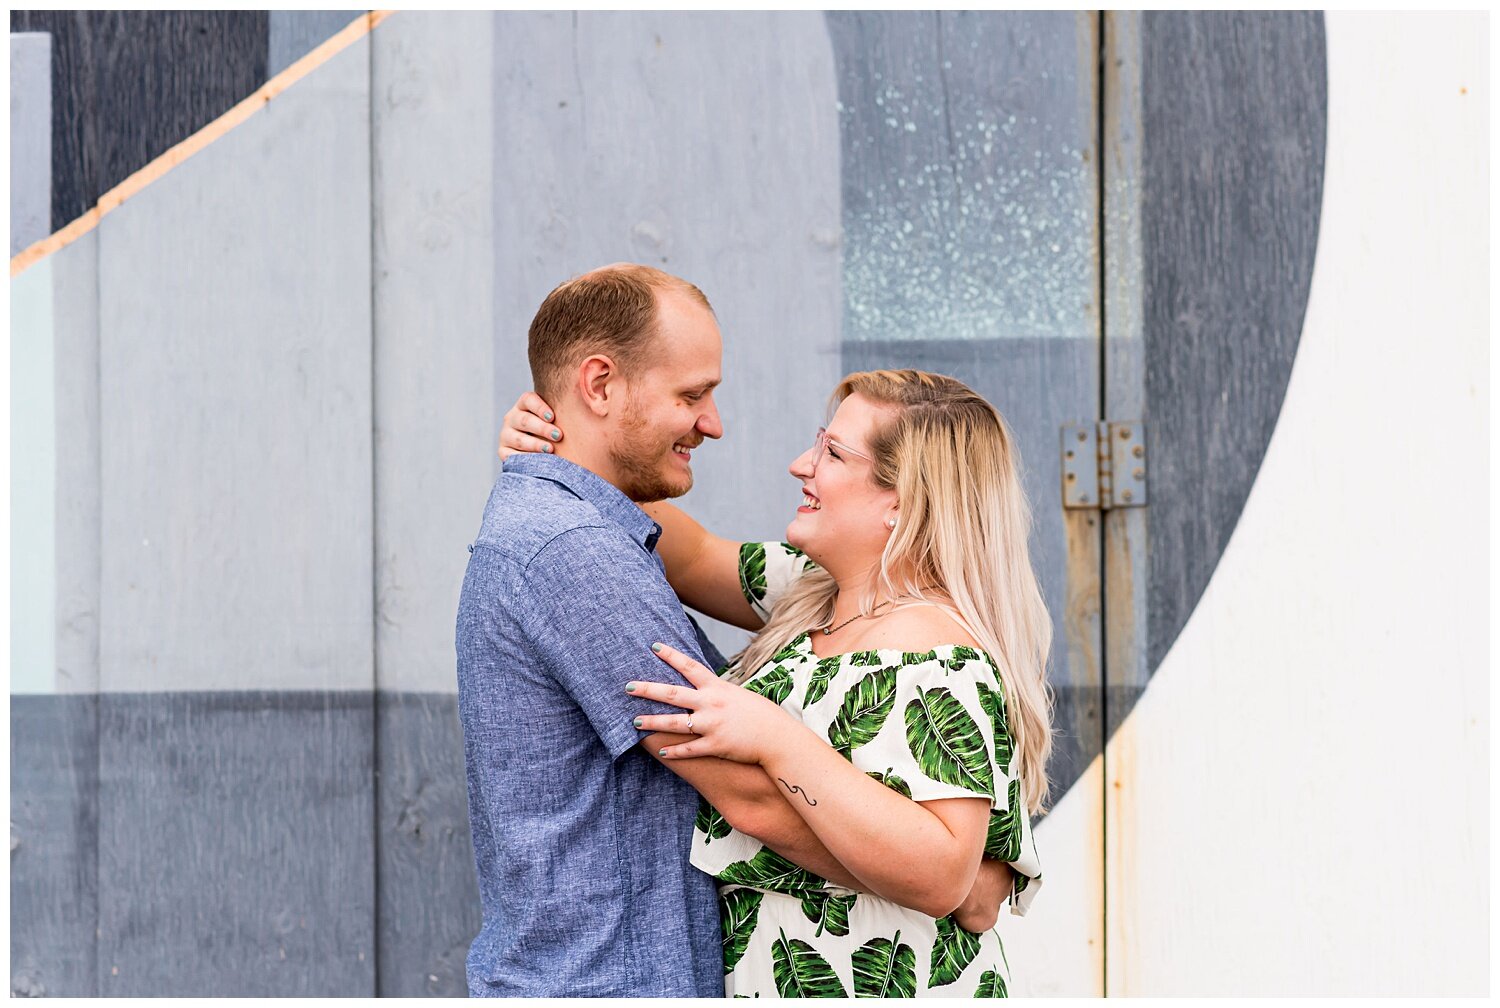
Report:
7,11,268,233
10,695,100,997
369,13,493,994
375,694,478,996
96,34,372,693
1140,11,1326,672
95,692,374,996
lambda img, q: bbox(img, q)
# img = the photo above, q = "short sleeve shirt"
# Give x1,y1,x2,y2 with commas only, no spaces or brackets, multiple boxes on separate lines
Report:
705,541,1044,914
454,455,722,996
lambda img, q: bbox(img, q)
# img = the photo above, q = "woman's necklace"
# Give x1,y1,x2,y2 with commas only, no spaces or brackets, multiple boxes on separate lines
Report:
821,596,909,636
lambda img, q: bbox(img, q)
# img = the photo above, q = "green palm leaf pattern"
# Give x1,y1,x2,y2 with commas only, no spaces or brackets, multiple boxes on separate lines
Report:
745,665,795,707
902,649,939,667
740,541,769,604
780,542,807,560
771,928,847,998
866,767,913,798
848,649,885,666
803,655,842,707
928,915,983,988
770,634,806,665
852,930,917,997
945,644,984,673
721,888,764,975
984,778,1024,861
1013,872,1033,898
975,682,1013,775
695,797,731,843
717,846,827,895
904,686,996,797
799,890,857,937
974,968,1007,997
828,666,899,758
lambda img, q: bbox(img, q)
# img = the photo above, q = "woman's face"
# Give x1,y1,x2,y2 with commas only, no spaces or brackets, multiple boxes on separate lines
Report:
785,393,900,572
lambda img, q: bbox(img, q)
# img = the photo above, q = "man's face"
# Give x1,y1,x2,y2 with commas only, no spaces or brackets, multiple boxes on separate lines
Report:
608,289,724,502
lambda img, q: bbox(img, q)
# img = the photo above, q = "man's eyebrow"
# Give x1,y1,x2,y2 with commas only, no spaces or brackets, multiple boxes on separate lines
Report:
684,378,721,393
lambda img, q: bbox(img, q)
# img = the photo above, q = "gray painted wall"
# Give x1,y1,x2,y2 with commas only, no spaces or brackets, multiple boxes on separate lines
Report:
97,36,373,695
489,10,844,656
268,10,358,75
10,32,51,255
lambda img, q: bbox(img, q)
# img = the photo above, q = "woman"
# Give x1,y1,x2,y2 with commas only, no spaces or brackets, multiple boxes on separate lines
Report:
501,369,1051,997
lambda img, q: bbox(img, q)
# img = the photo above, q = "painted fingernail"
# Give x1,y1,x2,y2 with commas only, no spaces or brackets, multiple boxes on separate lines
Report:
543,411,553,422
659,748,668,758
651,642,663,653
625,682,637,692
633,717,643,729
550,429,561,441
542,443,552,453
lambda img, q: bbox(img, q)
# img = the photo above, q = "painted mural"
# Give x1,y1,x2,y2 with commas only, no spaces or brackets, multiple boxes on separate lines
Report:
9,10,1487,997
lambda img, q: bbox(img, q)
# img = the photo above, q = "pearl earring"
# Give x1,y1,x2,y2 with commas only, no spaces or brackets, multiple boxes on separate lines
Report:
886,518,896,529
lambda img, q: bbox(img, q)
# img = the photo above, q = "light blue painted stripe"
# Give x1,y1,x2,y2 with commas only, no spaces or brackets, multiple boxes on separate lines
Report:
12,259,55,694
10,32,52,256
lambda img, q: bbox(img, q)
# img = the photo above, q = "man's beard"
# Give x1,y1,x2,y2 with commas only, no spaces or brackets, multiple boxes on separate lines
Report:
610,400,696,503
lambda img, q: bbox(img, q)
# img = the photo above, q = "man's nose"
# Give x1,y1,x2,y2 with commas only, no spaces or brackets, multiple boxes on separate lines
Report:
696,399,724,440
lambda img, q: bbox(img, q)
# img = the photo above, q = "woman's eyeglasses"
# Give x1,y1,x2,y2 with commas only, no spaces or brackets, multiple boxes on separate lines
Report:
811,427,872,474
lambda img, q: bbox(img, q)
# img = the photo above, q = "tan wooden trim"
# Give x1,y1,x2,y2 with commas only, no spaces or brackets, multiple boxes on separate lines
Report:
11,9,395,278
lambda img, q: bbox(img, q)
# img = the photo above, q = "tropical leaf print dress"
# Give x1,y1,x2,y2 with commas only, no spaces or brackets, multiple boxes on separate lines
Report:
692,543,1044,999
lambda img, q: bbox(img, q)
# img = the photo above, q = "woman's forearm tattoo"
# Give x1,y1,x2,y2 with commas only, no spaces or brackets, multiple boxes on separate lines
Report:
778,777,817,806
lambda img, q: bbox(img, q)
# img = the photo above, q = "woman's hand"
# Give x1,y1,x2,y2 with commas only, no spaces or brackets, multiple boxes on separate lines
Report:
952,858,1015,933
497,391,562,459
628,642,800,765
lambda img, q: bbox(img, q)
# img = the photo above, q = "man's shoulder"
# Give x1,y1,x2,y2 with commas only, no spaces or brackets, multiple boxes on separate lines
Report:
473,470,636,569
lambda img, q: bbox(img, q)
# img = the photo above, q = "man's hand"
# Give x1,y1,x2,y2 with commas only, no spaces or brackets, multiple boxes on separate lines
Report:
952,858,1014,933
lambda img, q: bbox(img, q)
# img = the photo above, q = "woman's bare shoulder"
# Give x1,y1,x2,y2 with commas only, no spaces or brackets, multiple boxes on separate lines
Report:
850,601,980,652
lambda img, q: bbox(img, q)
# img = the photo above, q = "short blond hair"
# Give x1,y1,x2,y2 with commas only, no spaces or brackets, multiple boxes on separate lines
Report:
527,264,713,400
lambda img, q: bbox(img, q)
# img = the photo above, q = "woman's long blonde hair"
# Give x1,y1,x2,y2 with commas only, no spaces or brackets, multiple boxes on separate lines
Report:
733,369,1055,812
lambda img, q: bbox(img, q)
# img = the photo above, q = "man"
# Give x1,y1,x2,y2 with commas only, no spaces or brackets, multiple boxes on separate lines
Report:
457,264,1007,997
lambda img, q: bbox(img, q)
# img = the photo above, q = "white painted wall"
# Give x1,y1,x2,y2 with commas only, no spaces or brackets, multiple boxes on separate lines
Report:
1095,12,1488,995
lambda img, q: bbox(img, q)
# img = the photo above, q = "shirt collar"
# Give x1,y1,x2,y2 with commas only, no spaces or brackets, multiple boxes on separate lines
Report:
503,454,662,552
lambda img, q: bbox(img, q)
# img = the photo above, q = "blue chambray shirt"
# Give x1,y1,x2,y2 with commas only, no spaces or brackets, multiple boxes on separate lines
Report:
455,454,723,997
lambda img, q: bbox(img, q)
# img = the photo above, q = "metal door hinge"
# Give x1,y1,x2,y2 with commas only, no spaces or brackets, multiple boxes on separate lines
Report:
1061,421,1147,510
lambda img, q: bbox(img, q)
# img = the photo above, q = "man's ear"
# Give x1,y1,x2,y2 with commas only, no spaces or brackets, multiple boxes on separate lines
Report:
577,354,621,418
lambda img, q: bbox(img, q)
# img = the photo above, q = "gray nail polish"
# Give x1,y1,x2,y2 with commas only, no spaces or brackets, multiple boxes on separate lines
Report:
550,429,561,441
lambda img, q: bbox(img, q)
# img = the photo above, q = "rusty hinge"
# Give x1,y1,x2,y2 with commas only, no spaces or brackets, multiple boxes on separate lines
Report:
1061,421,1147,510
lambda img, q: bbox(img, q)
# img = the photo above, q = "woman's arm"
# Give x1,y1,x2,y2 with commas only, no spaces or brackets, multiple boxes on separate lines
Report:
644,730,1013,926
639,502,761,630
497,390,760,629
633,645,992,918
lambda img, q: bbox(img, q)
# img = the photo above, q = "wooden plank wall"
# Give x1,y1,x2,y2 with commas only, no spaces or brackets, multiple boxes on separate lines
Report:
8,8,1360,998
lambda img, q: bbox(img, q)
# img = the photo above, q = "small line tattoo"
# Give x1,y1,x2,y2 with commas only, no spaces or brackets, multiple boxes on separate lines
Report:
778,778,818,806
